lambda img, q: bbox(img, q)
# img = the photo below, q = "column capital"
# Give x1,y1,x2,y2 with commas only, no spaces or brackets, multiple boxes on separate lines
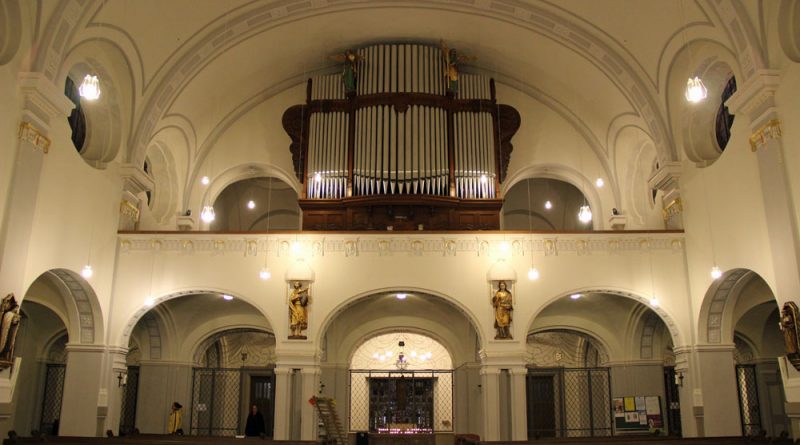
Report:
725,69,782,126
17,72,75,131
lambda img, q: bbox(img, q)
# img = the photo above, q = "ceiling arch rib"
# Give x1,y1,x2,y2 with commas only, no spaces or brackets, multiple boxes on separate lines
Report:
121,0,675,167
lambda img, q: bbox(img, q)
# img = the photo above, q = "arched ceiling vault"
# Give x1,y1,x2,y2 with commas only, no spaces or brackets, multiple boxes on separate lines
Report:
36,0,762,205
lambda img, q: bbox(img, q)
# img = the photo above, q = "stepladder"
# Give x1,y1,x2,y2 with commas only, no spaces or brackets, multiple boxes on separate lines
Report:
310,396,347,445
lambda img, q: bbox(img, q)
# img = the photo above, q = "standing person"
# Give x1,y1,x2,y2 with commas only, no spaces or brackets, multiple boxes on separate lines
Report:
245,404,265,437
167,402,183,435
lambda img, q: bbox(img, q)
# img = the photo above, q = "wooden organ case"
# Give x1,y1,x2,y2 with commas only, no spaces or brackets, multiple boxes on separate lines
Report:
282,42,520,231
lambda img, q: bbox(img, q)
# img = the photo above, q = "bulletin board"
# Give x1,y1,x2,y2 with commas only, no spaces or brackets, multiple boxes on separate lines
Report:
612,396,663,433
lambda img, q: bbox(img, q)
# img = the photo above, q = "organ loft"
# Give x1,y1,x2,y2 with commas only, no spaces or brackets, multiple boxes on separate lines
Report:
283,42,520,231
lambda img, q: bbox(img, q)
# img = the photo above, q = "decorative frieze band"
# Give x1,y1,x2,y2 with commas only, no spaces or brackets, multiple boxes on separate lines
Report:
749,119,782,152
119,234,684,256
18,122,51,153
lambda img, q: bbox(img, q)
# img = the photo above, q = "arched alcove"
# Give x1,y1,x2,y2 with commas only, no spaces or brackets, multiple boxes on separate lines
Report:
210,177,300,232
121,292,274,436
503,178,594,231
12,300,69,437
320,290,480,434
666,40,742,166
0,0,22,65
527,291,679,437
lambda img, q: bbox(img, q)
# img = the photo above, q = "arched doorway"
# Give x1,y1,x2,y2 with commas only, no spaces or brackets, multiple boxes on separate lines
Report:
319,290,481,438
528,291,676,438
350,332,453,433
698,269,788,436
122,291,275,437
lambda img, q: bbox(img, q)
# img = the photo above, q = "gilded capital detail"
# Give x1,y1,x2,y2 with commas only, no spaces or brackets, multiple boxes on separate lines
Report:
662,198,683,223
18,122,51,153
120,200,140,222
749,119,782,152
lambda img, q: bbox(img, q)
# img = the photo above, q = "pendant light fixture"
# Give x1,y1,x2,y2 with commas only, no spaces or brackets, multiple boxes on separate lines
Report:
700,170,721,280
577,147,592,224
526,179,539,281
681,0,707,103
201,205,216,223
79,1,104,100
259,177,273,281
79,75,101,101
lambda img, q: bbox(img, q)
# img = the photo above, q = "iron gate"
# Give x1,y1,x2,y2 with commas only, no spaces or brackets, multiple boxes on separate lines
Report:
119,366,140,435
349,370,454,433
662,366,682,436
39,364,66,435
190,368,275,436
526,367,612,438
736,364,762,436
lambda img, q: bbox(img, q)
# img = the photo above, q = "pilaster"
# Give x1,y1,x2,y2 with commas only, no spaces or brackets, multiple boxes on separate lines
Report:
648,162,683,229
509,366,528,440
0,73,74,299
726,70,800,303
480,367,501,440
273,367,293,440
693,344,741,437
60,344,105,436
300,367,320,440
104,347,129,436
119,164,154,231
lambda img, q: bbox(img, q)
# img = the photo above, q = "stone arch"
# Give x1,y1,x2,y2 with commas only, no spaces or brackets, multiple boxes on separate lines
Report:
664,38,741,166
697,268,776,344
346,327,456,370
777,0,800,62
142,140,180,224
193,163,300,221
527,327,612,367
503,164,606,230
703,0,766,81
23,269,105,345
526,286,684,349
317,287,485,350
118,287,274,349
60,37,134,168
634,308,670,361
190,326,275,367
0,0,22,65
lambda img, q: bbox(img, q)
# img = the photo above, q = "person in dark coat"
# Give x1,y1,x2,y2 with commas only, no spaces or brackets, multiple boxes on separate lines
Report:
245,405,265,437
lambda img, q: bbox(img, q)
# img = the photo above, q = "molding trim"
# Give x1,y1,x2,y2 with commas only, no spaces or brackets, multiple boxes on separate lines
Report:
118,233,685,257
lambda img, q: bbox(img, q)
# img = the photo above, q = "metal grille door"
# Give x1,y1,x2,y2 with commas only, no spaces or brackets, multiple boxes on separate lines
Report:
663,366,682,436
39,364,66,435
736,364,762,435
349,370,454,433
119,366,140,435
526,368,612,438
190,368,275,437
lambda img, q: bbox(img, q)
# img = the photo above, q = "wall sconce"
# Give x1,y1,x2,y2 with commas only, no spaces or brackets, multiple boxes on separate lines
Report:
117,370,128,387
674,371,684,387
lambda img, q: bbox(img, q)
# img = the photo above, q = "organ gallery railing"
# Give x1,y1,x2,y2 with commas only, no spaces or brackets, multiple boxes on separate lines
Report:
283,42,520,230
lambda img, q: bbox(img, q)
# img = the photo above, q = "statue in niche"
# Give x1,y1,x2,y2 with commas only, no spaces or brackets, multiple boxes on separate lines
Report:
492,281,513,339
440,40,475,97
288,281,310,339
330,49,362,96
0,293,21,370
780,302,800,370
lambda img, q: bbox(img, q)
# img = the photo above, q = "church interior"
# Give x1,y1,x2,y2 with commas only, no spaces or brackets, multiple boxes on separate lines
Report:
1,0,800,442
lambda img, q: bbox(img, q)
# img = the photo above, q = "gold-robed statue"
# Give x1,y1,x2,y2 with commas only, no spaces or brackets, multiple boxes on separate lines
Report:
492,281,513,339
780,302,800,370
0,293,21,370
440,40,475,97
288,281,310,339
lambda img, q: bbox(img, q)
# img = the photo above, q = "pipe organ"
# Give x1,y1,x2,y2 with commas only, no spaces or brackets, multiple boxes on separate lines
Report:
283,42,520,230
